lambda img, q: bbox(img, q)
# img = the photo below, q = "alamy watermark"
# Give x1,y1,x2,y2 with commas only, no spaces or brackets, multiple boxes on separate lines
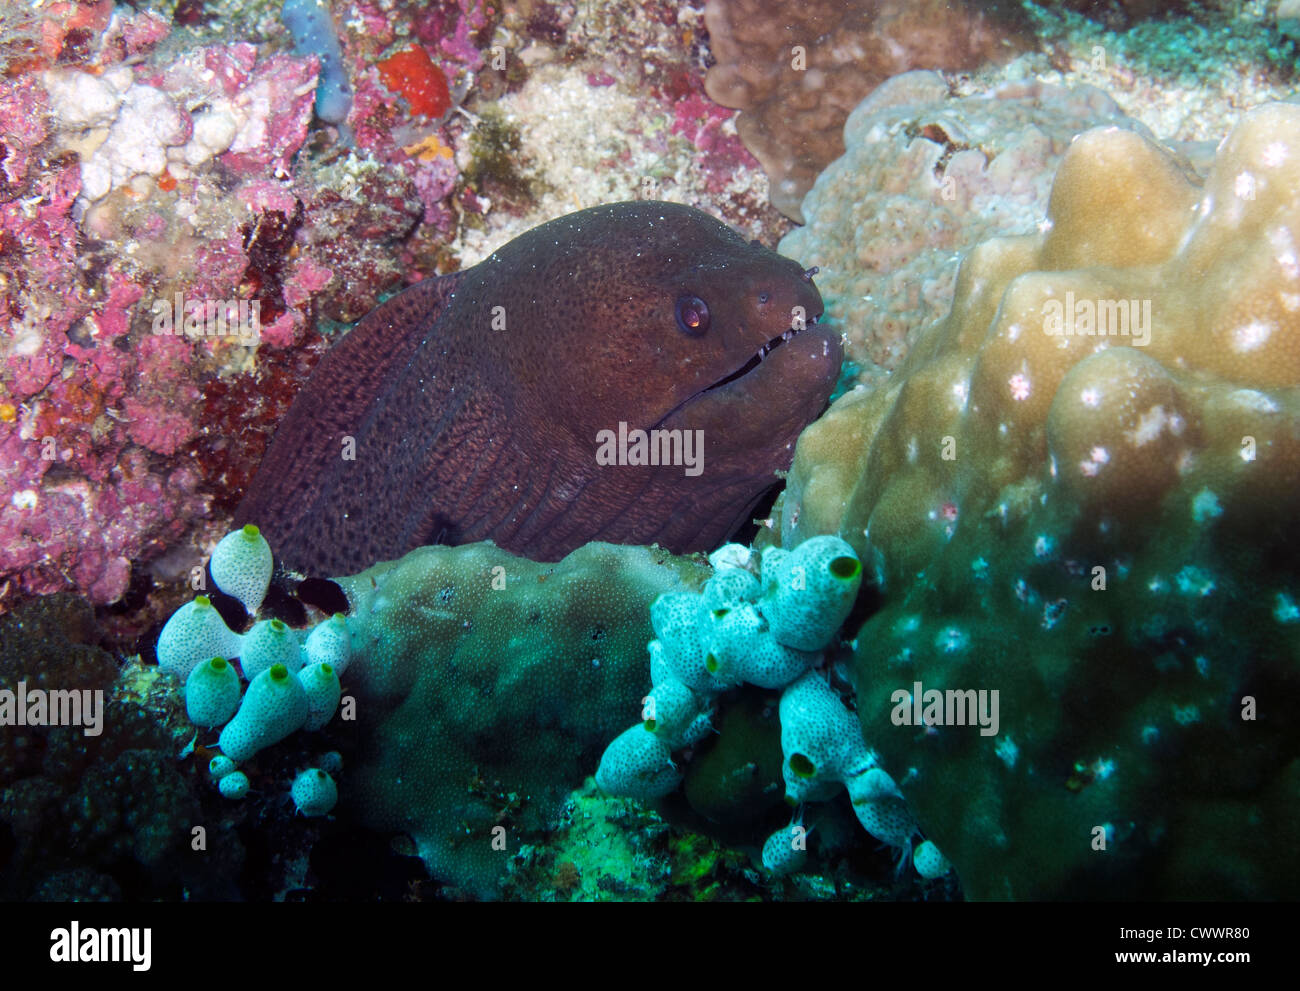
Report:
890,681,999,737
595,421,704,477
1042,291,1151,347
151,292,261,342
0,681,104,736
50,922,150,971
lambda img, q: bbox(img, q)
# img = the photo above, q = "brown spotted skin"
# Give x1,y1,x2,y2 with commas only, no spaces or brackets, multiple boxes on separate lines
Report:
235,201,840,576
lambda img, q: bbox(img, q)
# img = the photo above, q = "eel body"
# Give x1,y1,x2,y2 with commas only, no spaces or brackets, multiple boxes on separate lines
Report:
236,201,840,575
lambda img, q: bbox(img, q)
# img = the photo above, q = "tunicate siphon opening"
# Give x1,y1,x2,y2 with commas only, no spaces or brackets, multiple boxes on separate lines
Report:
830,556,861,581
790,753,816,778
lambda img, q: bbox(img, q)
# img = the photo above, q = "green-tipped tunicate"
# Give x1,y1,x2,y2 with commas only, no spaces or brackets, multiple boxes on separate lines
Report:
761,823,809,876
298,662,341,731
913,840,952,879
778,671,871,804
218,770,250,799
641,677,703,748
291,768,338,817
218,662,309,763
156,596,243,682
208,754,238,781
241,618,303,681
651,593,723,693
303,613,353,675
210,524,274,614
648,639,672,687
185,656,242,728
704,601,764,685
853,792,918,850
700,566,760,611
736,630,818,690
760,536,862,651
595,724,682,800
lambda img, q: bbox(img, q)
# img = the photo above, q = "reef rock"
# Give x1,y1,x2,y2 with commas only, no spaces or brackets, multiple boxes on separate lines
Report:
703,0,1027,221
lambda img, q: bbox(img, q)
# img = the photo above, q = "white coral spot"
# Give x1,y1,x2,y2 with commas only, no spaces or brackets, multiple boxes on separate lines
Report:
1232,320,1272,353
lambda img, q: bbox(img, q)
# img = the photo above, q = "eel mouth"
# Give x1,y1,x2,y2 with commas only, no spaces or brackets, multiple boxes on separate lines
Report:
650,314,822,429
703,313,821,395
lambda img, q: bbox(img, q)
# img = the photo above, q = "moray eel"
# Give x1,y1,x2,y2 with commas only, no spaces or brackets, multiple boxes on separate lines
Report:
236,201,840,576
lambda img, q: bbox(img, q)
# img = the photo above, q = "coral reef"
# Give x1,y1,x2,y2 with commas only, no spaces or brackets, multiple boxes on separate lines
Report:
498,777,896,902
777,106,1300,898
0,593,239,899
1016,0,1296,144
594,539,950,881
7,0,1297,908
0,4,472,613
0,0,789,619
779,70,1151,389
1053,0,1192,29
703,0,1028,221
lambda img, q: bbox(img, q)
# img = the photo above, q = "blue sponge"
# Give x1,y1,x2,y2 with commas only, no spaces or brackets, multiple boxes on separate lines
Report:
282,0,353,125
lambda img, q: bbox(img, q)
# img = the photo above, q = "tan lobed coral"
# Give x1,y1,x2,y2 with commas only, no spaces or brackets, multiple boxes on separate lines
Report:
780,70,1153,388
776,105,1300,898
703,0,1028,222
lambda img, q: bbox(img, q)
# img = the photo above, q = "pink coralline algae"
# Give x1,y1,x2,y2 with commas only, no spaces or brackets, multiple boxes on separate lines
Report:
0,2,489,612
219,54,320,178
0,46,321,608
670,90,758,194
414,0,490,72
0,78,49,198
159,43,259,101
0,114,206,606
122,335,201,457
98,6,171,63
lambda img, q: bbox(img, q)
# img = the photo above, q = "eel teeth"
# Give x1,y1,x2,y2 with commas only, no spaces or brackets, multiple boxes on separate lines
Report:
703,311,824,394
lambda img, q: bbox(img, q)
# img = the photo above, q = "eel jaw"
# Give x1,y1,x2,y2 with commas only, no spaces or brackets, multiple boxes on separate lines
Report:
700,318,815,396
650,315,823,430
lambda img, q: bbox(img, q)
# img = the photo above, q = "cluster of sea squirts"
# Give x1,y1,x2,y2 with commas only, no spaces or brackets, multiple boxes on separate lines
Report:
154,525,351,817
596,537,950,881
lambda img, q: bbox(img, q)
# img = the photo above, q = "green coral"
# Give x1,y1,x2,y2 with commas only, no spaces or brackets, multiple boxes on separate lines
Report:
681,691,786,839
338,540,712,898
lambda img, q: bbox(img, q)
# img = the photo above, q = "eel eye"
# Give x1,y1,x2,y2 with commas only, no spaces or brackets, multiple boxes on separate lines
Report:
675,295,710,336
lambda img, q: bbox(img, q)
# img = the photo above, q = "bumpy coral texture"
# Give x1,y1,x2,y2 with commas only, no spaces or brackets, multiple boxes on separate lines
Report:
0,594,235,899
338,540,711,898
779,106,1300,898
779,70,1154,388
0,6,462,611
703,0,1026,222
